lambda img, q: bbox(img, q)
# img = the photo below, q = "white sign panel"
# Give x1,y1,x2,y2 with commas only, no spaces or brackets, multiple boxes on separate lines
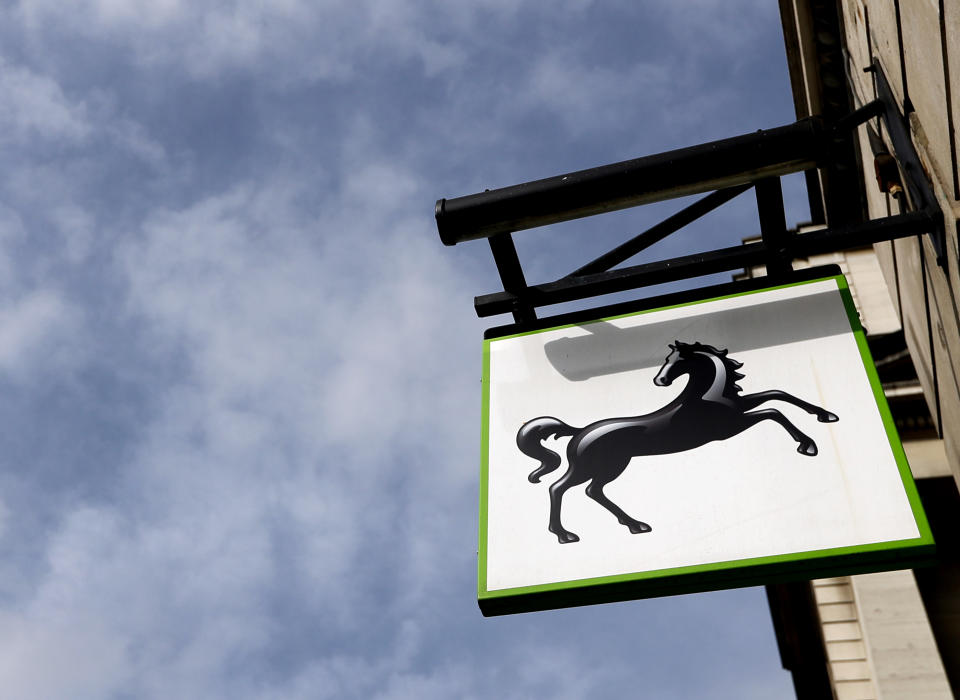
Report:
479,273,932,615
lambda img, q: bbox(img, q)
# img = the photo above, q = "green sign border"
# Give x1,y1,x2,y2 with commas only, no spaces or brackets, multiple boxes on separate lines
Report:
478,272,934,616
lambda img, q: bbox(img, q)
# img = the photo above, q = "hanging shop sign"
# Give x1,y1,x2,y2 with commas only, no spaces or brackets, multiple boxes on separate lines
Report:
478,272,933,615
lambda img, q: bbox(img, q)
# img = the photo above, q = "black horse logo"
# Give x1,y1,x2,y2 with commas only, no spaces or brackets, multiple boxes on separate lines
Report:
516,341,839,544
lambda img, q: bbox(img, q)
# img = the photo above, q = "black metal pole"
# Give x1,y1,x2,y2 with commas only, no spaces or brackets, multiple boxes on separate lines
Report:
436,117,826,246
487,233,536,324
755,178,792,279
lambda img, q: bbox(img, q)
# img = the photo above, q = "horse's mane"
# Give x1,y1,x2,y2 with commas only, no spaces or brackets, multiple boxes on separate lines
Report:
672,340,746,394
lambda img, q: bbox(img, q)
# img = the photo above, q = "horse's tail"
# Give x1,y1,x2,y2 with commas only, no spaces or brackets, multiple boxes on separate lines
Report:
517,416,577,483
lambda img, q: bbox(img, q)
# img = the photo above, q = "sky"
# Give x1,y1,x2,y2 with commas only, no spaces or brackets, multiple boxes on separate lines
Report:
0,2,814,698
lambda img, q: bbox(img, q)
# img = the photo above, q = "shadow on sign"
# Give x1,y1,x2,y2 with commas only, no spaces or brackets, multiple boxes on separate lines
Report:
543,290,851,381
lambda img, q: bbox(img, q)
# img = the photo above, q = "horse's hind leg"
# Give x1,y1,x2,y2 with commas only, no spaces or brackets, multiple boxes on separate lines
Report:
742,408,819,456
585,477,651,534
548,467,588,544
739,390,838,423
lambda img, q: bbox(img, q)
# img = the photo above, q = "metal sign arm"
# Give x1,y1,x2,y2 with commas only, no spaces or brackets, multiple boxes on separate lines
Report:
435,118,826,245
436,56,946,320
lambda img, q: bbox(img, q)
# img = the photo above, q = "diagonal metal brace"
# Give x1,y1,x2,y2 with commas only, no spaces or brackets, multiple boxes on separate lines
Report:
487,233,536,324
568,184,752,277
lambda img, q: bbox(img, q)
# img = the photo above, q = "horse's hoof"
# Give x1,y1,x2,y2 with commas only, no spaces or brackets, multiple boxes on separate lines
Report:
797,442,818,456
556,531,580,544
628,522,652,534
528,473,541,483
818,412,839,423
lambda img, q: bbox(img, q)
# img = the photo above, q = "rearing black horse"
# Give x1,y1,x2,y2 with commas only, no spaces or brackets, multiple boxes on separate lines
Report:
516,341,838,543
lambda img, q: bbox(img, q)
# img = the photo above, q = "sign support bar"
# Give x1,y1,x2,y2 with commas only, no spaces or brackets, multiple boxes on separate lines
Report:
435,62,946,321
473,210,936,317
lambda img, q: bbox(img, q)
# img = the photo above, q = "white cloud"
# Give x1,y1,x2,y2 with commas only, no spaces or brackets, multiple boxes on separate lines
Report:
0,608,129,700
521,51,672,134
61,170,482,692
0,59,91,144
6,0,606,86
0,290,78,375
12,0,449,82
0,213,480,698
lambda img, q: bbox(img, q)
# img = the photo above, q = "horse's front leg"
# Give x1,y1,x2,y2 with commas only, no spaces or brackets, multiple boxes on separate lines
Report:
585,475,651,535
738,390,838,423
740,408,819,456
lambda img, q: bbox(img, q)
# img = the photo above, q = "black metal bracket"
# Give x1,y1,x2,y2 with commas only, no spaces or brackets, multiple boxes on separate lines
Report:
435,59,945,322
472,211,934,318
867,59,946,264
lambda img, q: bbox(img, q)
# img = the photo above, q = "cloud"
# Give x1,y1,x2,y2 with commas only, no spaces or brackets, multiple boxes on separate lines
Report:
9,0,495,82
0,291,76,374
50,167,483,695
0,58,91,144
519,50,671,134
0,608,129,700
0,57,165,164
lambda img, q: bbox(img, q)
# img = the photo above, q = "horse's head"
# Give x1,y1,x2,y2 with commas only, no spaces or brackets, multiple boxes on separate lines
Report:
653,340,743,390
653,341,688,386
